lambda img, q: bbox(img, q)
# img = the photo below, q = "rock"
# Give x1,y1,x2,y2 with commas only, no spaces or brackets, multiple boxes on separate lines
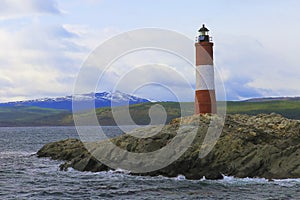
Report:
37,138,111,172
37,138,85,161
37,113,300,180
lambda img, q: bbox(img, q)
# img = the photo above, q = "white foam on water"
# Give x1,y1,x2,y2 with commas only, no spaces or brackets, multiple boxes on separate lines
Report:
272,178,300,187
174,174,186,181
56,167,300,186
209,175,300,186
108,168,131,174
0,151,35,158
217,175,269,185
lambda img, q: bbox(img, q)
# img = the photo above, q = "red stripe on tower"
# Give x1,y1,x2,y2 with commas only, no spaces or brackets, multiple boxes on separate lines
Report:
195,24,217,114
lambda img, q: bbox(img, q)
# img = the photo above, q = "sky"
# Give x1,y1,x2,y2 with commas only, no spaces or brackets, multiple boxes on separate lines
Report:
0,0,299,102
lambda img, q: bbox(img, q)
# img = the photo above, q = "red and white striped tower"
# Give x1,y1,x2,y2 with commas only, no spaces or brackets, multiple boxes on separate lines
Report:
195,24,216,114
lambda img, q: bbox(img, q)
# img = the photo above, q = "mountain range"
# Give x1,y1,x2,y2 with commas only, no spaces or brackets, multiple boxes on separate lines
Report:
0,91,153,111
0,92,299,127
1,92,299,111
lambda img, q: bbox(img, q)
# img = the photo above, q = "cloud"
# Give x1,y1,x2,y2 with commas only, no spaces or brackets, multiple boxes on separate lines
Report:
79,47,196,101
0,18,123,102
0,23,82,102
2,23,298,103
0,0,61,20
105,63,194,102
0,0,298,103
215,34,300,100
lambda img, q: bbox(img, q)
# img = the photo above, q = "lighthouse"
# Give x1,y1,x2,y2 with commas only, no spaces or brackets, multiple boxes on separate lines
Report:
195,24,216,114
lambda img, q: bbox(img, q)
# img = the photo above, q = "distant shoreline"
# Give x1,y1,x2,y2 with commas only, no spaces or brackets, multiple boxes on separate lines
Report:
0,99,299,127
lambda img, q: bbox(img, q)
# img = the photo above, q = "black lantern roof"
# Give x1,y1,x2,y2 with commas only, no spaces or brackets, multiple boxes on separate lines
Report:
198,24,209,32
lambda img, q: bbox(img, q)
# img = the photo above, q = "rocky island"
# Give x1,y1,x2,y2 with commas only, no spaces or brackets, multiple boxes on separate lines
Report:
37,113,300,180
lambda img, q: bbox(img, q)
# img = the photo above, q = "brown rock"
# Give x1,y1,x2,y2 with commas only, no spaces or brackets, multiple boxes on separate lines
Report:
37,113,300,180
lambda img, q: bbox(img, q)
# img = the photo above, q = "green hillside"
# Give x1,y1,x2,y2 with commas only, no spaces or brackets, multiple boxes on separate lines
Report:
0,100,299,127
0,106,71,126
227,100,300,119
87,100,300,125
95,102,194,125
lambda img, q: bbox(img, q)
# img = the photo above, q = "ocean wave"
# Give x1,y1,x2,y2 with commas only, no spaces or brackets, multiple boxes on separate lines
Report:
0,151,35,158
59,168,300,186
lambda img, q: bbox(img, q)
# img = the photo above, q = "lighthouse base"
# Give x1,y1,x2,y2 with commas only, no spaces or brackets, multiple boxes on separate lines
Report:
195,90,216,114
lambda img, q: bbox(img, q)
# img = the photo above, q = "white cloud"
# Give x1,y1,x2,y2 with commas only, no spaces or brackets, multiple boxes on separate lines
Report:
83,48,196,101
214,34,300,100
2,23,299,102
0,23,80,102
0,0,62,20
0,18,123,102
63,24,120,52
0,0,299,102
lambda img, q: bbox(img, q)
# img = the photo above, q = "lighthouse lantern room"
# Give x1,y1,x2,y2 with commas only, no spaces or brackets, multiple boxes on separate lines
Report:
198,24,210,42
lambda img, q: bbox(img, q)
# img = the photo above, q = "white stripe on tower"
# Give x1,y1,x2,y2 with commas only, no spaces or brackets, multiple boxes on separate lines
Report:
196,65,215,90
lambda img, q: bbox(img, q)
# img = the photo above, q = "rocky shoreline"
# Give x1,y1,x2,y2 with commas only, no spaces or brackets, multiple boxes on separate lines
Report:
37,113,300,180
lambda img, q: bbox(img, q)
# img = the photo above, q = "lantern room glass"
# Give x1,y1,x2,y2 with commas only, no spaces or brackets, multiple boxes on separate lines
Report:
199,30,209,36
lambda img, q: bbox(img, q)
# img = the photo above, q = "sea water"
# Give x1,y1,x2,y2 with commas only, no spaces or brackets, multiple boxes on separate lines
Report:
0,126,300,199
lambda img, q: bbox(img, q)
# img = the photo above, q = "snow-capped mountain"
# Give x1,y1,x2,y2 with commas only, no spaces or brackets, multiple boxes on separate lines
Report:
0,91,154,111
